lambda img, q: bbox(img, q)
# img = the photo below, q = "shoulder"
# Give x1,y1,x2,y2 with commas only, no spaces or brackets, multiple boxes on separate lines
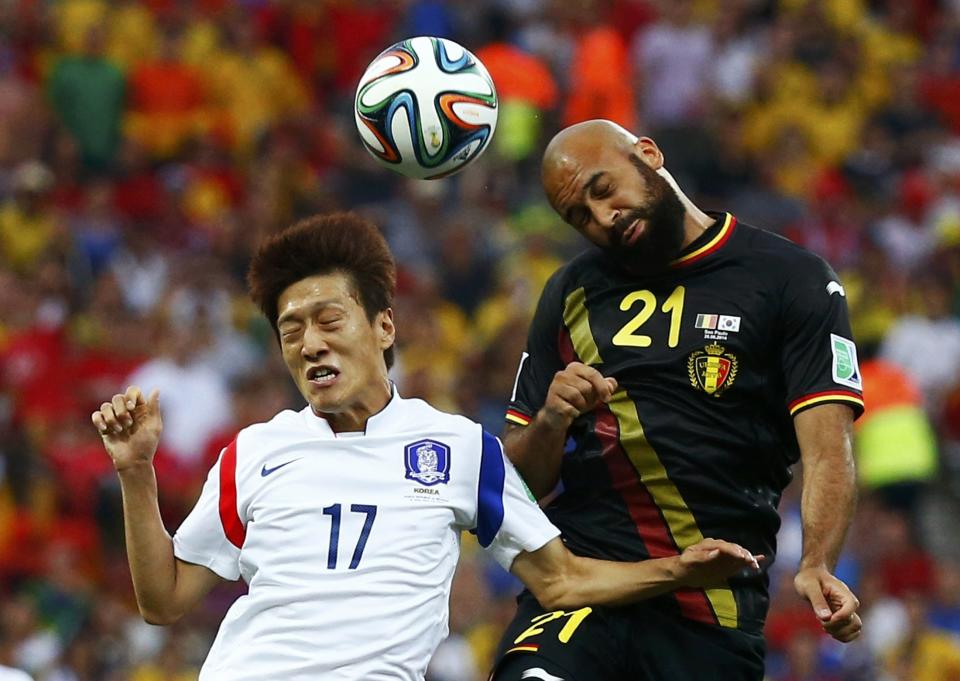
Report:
393,395,481,437
235,409,303,450
535,248,605,303
733,220,837,281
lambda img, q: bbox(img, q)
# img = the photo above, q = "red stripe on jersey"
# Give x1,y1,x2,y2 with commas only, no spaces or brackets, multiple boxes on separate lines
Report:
788,389,863,412
558,326,575,366
218,438,246,549
595,405,719,627
672,214,737,267
505,409,532,425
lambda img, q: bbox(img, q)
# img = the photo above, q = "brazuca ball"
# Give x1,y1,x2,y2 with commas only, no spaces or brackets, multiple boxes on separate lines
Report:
354,36,498,180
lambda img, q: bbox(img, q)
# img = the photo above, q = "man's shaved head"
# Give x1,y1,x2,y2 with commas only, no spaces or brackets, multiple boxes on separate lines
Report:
539,119,686,273
542,120,638,195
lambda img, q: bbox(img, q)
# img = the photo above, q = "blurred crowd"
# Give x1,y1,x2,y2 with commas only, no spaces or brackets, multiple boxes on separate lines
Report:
1,0,960,679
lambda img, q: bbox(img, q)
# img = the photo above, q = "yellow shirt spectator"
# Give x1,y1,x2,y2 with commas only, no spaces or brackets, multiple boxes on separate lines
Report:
0,201,57,274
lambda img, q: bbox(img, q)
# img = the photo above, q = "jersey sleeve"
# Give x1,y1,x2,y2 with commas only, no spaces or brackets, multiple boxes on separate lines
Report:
172,439,244,581
505,270,567,426
475,431,560,570
778,254,865,419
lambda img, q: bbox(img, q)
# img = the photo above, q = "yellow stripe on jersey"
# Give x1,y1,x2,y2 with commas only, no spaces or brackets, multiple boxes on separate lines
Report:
561,286,739,628
608,393,739,628
505,411,532,426
789,393,865,416
672,213,733,265
563,287,603,365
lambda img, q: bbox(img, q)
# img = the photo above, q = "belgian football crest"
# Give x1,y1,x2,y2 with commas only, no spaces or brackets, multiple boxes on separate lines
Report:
404,439,451,486
688,343,739,397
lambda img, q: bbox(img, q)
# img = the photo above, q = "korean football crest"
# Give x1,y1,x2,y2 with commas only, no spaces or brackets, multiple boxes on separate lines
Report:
404,439,451,486
688,343,738,397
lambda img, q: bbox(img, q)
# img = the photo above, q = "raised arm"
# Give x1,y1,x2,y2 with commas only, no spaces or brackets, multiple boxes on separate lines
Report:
511,536,760,611
792,403,861,642
92,386,222,625
503,362,616,498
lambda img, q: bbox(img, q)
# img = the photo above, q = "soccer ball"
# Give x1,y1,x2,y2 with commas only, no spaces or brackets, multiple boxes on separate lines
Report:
354,36,498,180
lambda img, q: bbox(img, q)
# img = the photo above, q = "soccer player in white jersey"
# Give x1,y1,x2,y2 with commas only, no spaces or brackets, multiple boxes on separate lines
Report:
92,213,761,681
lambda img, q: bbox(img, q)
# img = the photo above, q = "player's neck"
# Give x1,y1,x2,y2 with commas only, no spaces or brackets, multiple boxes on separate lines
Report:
314,379,393,434
680,207,714,250
656,167,713,250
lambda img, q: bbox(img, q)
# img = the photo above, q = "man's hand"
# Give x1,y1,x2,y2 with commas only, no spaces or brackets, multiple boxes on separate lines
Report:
541,362,618,428
91,386,163,471
677,538,762,588
794,566,862,642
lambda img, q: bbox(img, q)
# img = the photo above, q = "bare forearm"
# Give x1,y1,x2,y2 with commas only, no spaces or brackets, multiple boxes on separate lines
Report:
117,463,179,622
503,416,569,499
552,555,685,609
796,406,857,571
800,454,856,570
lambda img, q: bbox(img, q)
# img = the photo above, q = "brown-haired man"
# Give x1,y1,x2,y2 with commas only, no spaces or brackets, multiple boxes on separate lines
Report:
92,212,759,680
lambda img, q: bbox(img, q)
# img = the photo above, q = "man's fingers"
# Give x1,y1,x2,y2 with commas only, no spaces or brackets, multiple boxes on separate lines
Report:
561,363,615,403
112,394,133,428
794,572,831,619
604,377,618,395
91,410,109,434
125,385,143,410
826,587,859,623
552,383,590,414
798,581,832,621
147,389,160,415
582,369,614,403
99,402,122,433
824,614,862,642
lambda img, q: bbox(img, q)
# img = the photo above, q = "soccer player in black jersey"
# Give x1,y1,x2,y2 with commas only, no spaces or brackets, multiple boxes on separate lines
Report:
491,120,864,681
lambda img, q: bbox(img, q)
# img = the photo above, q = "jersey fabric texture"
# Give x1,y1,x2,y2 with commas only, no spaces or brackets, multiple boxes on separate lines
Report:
173,388,559,681
504,212,864,635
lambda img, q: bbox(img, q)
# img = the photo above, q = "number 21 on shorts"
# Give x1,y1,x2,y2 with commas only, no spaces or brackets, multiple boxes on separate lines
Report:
507,608,593,653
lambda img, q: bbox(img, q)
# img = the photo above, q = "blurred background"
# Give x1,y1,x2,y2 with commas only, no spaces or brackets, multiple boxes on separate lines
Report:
1,0,960,679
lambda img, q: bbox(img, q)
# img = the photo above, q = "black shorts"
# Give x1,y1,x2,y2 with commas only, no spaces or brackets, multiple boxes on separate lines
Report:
490,591,765,681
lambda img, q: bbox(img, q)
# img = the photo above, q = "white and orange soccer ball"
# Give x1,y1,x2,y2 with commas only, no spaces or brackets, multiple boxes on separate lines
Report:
354,36,498,180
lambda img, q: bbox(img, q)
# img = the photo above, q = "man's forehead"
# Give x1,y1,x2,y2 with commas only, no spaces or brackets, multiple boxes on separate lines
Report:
278,273,357,316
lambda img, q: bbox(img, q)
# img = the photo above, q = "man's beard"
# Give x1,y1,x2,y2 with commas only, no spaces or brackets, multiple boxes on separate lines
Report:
603,156,687,274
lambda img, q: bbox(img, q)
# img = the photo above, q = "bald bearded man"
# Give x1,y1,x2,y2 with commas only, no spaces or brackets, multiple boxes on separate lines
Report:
490,121,864,681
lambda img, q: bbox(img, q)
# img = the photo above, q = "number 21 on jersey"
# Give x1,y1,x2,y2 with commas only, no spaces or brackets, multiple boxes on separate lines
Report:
612,286,685,348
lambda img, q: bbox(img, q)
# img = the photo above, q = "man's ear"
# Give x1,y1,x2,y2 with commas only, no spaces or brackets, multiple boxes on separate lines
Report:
633,136,665,170
377,308,396,350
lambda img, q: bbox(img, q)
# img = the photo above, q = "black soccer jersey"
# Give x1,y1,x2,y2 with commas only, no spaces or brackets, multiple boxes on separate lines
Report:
505,212,864,634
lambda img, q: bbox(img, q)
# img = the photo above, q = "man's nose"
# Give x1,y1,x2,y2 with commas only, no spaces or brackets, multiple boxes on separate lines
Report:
589,199,620,229
301,323,328,358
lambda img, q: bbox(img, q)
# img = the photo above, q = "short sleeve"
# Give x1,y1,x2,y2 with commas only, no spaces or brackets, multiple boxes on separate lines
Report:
172,443,243,581
506,270,567,426
779,255,865,419
475,431,560,570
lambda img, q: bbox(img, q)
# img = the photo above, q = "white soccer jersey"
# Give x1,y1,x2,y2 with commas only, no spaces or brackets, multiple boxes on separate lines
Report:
173,388,559,681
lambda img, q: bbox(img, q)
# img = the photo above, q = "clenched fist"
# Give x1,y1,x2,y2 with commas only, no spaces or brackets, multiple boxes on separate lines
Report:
541,361,618,428
91,385,163,471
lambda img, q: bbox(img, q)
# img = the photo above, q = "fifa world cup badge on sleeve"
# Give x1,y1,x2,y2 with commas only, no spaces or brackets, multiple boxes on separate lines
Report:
404,440,451,486
830,334,862,390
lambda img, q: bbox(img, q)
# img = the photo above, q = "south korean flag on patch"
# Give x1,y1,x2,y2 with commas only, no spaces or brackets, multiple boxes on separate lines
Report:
718,315,741,332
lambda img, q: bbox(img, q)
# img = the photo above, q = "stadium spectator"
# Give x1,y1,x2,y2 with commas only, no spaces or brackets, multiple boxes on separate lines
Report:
47,25,125,171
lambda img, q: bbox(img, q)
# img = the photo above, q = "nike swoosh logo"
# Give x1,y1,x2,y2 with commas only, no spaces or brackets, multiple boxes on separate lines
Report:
261,459,301,477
